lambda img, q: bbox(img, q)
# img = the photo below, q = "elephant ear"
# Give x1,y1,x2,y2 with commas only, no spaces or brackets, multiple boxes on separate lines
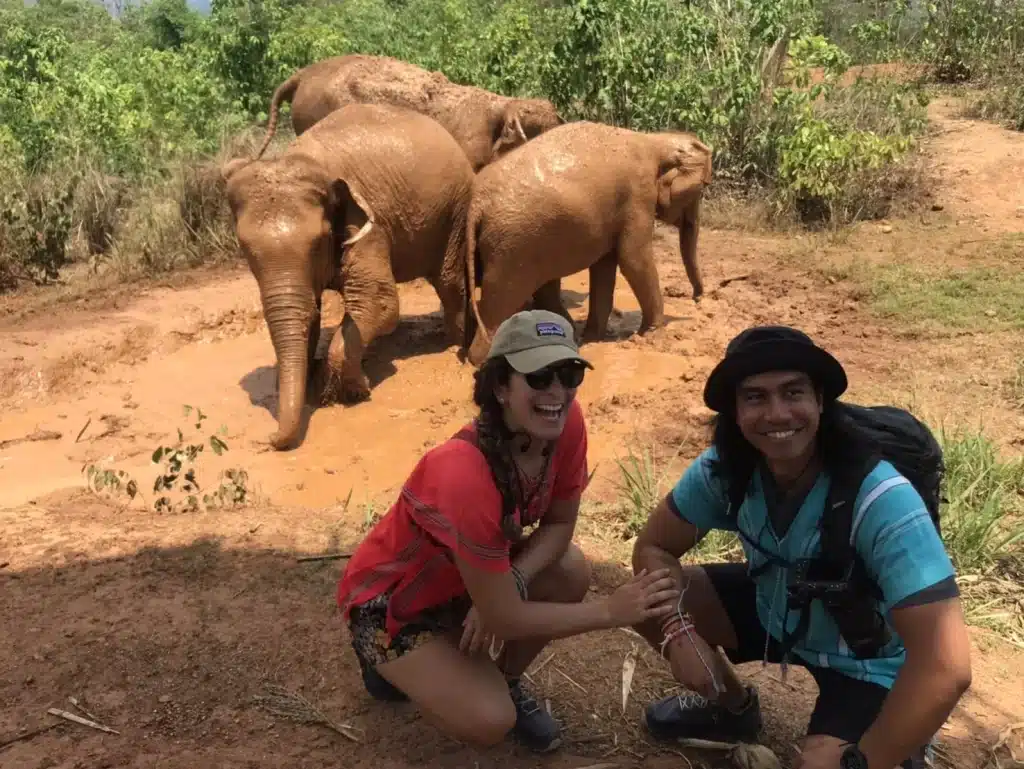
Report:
327,178,376,247
655,137,714,223
493,105,529,152
220,156,252,183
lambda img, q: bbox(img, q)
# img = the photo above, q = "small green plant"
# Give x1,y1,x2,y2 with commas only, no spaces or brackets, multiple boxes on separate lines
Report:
612,445,661,539
83,465,139,503
83,404,250,513
360,500,382,532
1004,358,1024,411
939,426,1024,575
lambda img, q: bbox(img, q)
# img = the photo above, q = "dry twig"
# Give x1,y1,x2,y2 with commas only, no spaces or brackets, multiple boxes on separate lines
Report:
0,722,62,751
253,682,363,742
621,644,638,713
0,430,62,450
67,696,101,723
46,708,120,735
555,667,588,694
295,553,352,563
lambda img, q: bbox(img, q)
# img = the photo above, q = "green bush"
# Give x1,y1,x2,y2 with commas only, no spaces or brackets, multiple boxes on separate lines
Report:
0,0,1018,289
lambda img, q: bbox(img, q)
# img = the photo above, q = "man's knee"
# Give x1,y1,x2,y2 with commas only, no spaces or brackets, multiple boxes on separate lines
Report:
460,695,517,747
531,542,592,603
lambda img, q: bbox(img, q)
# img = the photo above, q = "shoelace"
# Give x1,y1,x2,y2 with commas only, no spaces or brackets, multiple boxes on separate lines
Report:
675,692,710,710
511,685,542,716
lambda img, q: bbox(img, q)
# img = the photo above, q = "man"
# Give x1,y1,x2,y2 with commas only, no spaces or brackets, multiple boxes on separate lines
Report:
631,325,972,769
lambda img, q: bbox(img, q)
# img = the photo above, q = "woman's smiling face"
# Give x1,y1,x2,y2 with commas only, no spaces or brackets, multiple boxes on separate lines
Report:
497,361,586,443
734,370,822,465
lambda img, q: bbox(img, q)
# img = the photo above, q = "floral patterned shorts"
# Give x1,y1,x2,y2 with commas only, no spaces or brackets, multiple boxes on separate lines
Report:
348,591,473,668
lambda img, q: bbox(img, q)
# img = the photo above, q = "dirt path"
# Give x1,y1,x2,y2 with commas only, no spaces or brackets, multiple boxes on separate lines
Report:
924,95,1024,234
1,93,1023,768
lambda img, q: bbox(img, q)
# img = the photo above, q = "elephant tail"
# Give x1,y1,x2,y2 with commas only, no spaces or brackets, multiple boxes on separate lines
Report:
463,197,489,355
254,72,301,161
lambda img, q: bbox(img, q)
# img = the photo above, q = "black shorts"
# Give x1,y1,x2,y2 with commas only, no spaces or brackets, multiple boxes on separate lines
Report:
705,562,928,769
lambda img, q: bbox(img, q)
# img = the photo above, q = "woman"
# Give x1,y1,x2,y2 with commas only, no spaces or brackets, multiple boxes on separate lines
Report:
337,309,680,754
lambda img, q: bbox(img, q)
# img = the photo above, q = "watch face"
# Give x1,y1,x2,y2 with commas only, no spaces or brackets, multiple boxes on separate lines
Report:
841,746,869,769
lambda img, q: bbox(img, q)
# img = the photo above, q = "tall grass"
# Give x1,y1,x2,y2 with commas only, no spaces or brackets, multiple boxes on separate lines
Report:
611,443,740,562
939,427,1024,575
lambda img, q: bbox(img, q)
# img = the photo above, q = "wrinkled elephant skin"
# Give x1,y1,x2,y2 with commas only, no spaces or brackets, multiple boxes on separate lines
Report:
254,54,564,171
223,103,474,450
462,121,713,367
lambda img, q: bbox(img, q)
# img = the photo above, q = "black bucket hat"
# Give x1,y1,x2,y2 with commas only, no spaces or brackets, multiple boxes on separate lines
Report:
703,326,848,413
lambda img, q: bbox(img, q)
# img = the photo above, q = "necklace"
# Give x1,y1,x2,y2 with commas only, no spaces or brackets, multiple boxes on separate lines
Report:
511,450,553,521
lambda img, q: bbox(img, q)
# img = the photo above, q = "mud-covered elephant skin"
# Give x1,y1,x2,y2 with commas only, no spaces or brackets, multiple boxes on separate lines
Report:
461,120,713,367
253,54,564,172
223,103,474,451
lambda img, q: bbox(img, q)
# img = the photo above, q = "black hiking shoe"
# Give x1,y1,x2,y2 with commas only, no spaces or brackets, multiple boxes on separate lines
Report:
361,662,409,703
508,678,562,753
644,684,762,743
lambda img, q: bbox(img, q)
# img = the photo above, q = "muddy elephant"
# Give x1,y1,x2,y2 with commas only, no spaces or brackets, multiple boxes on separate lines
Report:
253,54,565,172
223,103,474,450
461,121,713,367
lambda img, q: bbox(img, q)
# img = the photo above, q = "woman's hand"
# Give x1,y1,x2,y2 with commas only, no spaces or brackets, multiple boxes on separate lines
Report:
666,630,724,700
459,606,496,656
604,568,680,627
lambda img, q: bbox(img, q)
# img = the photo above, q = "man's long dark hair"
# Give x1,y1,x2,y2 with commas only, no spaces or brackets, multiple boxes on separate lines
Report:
706,386,872,504
471,356,526,542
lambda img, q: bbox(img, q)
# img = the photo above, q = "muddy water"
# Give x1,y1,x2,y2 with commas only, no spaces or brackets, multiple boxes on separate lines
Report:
0,237,709,512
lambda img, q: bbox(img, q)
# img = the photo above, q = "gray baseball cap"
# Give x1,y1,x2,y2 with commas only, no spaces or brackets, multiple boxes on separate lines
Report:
485,309,593,373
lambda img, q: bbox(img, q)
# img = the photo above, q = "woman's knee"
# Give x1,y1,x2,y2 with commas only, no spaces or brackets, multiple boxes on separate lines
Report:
457,694,517,747
531,541,592,603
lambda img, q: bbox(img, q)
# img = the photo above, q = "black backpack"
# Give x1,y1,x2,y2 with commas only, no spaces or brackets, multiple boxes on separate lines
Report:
728,403,946,659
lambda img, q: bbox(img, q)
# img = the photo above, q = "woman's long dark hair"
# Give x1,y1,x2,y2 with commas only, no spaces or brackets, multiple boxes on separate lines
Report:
471,356,526,542
707,387,872,504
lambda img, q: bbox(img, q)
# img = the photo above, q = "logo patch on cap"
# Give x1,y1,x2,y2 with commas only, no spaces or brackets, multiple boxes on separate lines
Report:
535,321,566,338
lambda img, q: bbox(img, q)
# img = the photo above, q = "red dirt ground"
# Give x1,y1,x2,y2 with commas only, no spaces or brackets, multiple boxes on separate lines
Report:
1,94,1022,768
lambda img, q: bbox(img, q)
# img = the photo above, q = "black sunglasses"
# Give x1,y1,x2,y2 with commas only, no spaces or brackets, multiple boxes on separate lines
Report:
523,361,587,390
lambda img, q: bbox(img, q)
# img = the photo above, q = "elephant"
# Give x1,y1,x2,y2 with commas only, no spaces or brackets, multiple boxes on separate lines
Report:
461,120,713,367
223,103,474,450
253,54,565,172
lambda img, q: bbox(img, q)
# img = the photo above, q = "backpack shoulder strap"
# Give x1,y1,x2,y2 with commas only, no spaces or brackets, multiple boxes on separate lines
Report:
819,453,884,599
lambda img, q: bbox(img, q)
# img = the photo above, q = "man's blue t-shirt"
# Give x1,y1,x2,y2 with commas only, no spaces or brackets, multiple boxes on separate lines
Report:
668,446,957,689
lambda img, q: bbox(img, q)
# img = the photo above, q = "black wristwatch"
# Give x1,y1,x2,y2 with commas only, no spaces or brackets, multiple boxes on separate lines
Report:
840,743,870,769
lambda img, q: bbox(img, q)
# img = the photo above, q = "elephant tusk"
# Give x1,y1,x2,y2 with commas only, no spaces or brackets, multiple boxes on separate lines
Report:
342,219,373,246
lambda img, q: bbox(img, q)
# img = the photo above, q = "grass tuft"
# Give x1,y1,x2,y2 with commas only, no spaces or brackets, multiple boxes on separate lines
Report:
939,426,1024,575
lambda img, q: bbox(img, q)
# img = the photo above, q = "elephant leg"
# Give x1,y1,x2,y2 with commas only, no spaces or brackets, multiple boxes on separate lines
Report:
428,270,465,348
532,279,573,325
466,252,537,366
582,252,617,342
616,215,664,335
324,227,400,404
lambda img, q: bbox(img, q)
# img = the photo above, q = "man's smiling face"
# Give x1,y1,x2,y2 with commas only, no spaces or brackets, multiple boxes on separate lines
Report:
734,370,823,464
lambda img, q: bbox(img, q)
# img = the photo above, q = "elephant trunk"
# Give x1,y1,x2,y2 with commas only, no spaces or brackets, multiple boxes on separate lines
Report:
679,201,704,301
260,278,317,450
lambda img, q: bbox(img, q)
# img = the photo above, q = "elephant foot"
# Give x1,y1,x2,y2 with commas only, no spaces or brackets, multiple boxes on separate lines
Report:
637,314,667,336
580,323,606,344
320,365,371,405
338,375,371,405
